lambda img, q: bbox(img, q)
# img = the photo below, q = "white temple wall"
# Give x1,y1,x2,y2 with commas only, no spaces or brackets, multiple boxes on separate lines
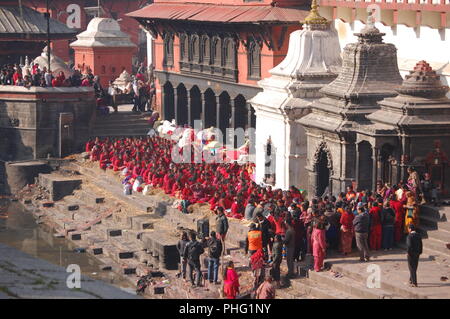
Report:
254,109,309,190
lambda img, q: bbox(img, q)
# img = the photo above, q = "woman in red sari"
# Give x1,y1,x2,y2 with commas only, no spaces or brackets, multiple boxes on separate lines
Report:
339,204,354,255
223,261,240,299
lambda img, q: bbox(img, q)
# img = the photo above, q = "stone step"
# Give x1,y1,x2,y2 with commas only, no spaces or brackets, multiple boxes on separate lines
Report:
129,215,154,231
74,189,106,205
94,121,150,129
307,269,397,299
422,238,450,257
92,128,150,136
114,261,139,275
419,214,450,232
329,262,427,299
290,277,357,299
419,226,450,244
420,205,448,221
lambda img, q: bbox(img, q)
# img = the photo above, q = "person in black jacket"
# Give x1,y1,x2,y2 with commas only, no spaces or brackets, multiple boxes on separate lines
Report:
184,232,205,287
176,231,189,280
216,207,229,255
406,224,422,287
270,235,283,288
206,231,222,284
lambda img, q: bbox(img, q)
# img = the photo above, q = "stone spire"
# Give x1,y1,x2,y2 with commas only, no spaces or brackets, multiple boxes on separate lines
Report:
318,11,403,105
396,60,449,99
355,11,385,44
368,61,450,131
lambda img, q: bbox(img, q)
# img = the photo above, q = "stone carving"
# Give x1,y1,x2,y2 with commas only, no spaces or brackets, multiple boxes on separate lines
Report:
9,118,19,127
313,141,333,170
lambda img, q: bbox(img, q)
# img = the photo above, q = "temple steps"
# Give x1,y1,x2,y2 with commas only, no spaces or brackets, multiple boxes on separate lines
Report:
91,110,150,138
417,205,450,258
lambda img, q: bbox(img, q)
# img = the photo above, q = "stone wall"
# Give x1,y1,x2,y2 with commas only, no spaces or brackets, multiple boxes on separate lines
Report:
0,86,95,161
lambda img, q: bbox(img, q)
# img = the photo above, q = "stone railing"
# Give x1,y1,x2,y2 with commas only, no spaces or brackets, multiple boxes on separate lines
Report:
319,0,450,11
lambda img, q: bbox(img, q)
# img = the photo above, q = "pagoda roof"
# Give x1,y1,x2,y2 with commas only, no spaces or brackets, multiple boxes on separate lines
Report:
0,5,77,41
127,2,310,25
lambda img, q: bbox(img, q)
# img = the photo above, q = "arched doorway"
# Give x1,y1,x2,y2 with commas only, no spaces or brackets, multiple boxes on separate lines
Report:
204,89,216,129
163,82,174,121
219,92,231,144
176,84,188,126
234,95,247,148
358,141,373,191
190,86,201,128
316,149,330,197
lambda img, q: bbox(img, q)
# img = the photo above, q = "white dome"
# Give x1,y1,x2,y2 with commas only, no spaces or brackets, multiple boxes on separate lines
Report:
70,17,135,48
87,18,121,33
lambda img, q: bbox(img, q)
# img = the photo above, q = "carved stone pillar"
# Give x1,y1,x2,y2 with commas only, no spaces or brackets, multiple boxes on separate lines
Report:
173,88,178,123
187,89,191,126
372,146,379,191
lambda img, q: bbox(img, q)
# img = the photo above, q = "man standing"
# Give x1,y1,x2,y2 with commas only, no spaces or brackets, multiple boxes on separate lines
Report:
270,235,283,288
353,206,371,262
406,224,422,287
244,198,256,221
216,207,229,255
207,231,222,285
176,231,189,280
245,223,263,257
184,232,204,287
255,212,273,260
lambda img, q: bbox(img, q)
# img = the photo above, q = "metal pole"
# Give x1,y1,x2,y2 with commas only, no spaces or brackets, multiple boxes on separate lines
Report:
46,0,51,73
98,0,101,18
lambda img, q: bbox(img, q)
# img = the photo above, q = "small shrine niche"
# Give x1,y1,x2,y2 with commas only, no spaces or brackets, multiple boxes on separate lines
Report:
423,140,449,196
264,137,276,186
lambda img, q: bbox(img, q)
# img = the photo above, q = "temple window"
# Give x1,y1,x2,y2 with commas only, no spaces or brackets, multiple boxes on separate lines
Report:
247,37,261,80
163,32,174,67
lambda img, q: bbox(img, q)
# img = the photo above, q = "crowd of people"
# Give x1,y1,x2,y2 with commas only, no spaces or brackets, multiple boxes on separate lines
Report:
0,62,101,88
87,135,432,296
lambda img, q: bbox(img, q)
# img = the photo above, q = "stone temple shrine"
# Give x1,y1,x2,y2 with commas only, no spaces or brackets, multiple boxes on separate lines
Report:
250,1,342,190
299,13,450,197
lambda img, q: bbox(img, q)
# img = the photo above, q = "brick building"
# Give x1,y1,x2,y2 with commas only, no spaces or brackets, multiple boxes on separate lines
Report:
128,0,311,143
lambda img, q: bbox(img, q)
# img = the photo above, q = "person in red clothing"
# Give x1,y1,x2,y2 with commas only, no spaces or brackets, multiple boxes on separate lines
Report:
230,196,244,219
339,204,354,255
223,261,240,299
272,209,286,237
346,185,357,201
390,194,405,242
12,69,22,85
369,201,382,250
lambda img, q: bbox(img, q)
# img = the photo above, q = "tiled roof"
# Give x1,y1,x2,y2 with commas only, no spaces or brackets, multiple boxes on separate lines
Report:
0,5,77,39
127,2,309,24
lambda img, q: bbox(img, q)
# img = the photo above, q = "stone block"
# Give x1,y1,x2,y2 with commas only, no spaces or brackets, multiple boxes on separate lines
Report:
38,173,82,201
68,204,79,211
107,229,122,237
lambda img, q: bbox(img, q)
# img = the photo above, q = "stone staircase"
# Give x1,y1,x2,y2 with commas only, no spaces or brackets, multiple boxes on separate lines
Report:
417,205,450,259
91,111,150,138
40,160,450,299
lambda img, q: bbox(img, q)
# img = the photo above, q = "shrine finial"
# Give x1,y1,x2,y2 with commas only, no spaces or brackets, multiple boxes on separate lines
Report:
303,0,328,26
